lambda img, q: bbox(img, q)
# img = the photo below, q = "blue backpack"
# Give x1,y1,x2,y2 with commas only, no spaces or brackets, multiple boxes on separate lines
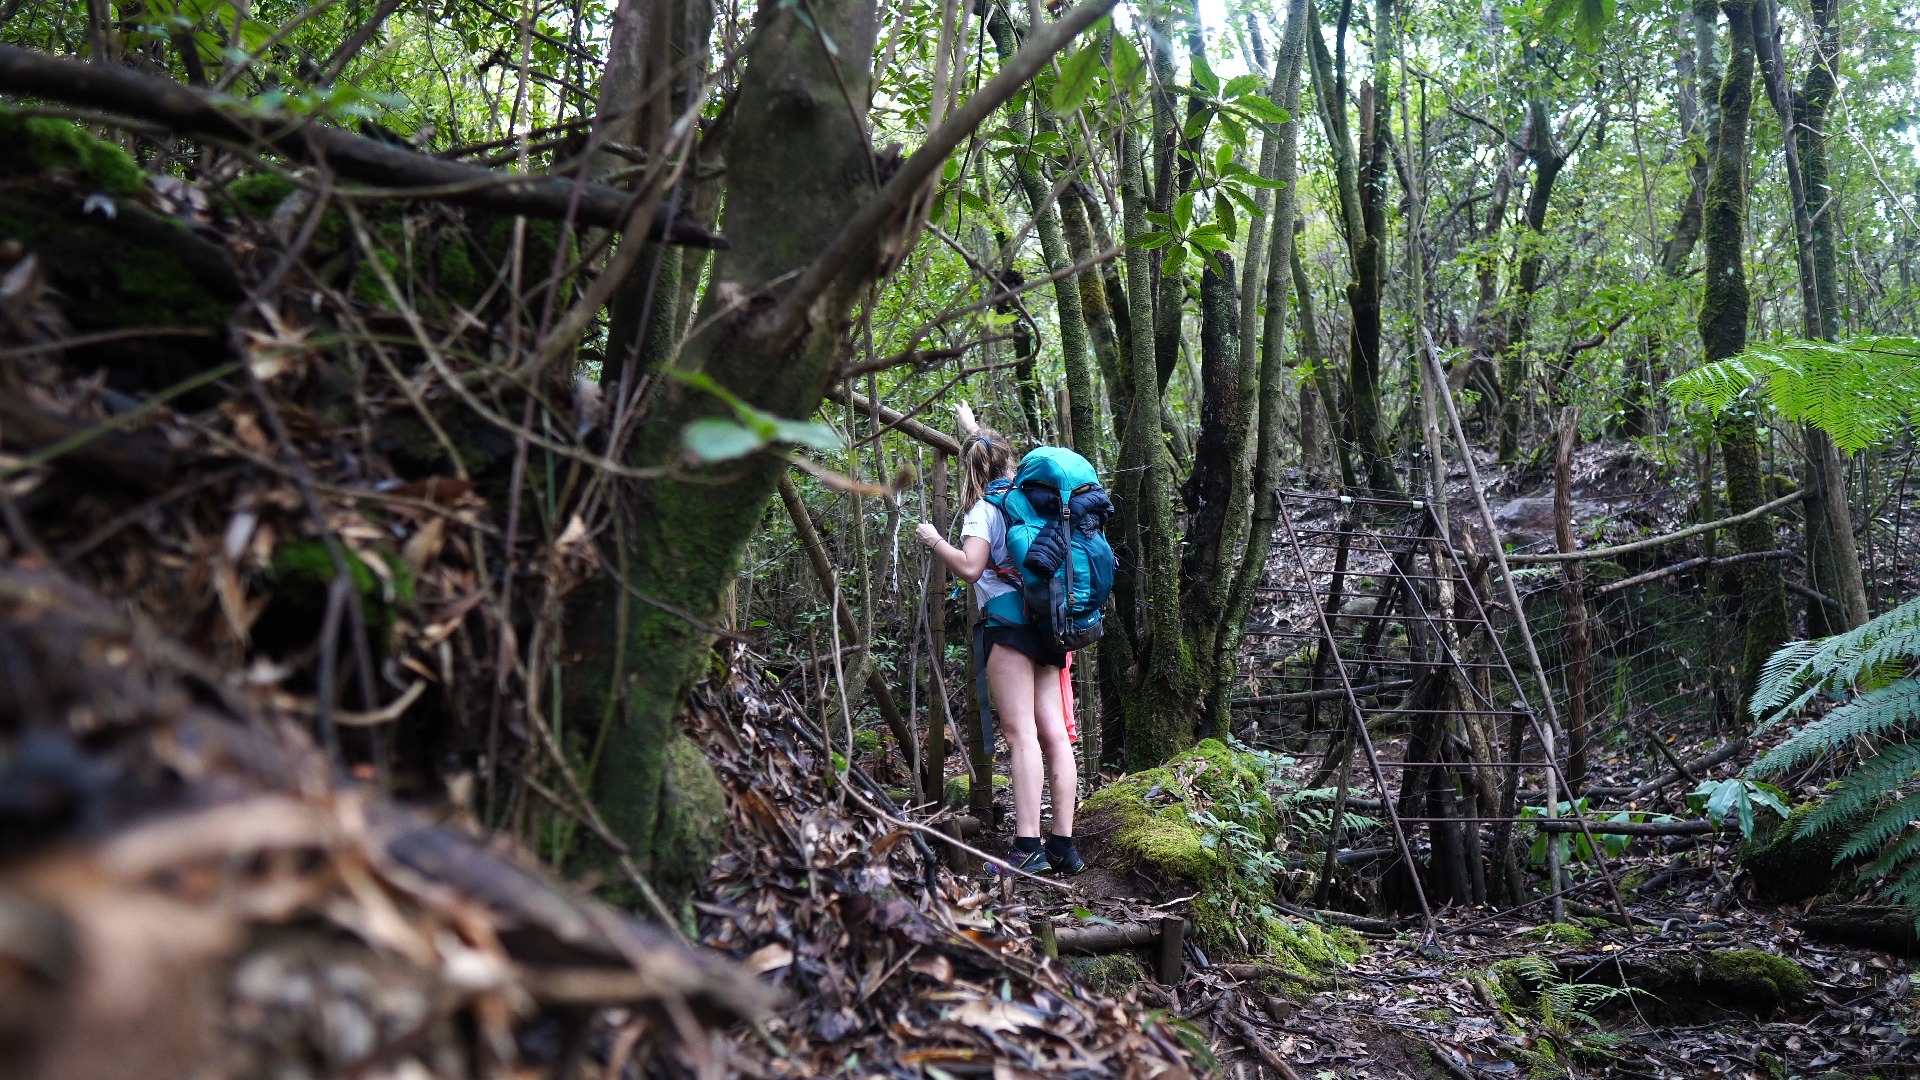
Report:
980,447,1116,652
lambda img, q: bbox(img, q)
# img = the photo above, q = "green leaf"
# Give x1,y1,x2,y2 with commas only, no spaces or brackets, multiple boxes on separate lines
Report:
1217,113,1247,147
1129,231,1175,249
1214,193,1237,241
1189,228,1229,252
1213,143,1235,172
1111,34,1144,94
1235,96,1291,125
1182,105,1213,141
1174,191,1194,231
682,418,765,463
1050,45,1103,115
1163,244,1188,277
1190,53,1219,95
771,418,842,451
1223,73,1262,99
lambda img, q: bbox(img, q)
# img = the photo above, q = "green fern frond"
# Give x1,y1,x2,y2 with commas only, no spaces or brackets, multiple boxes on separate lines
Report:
1752,681,1920,775
1668,335,1920,453
1749,593,1920,916
1863,829,1920,879
1880,855,1920,909
1837,792,1920,861
1749,598,1920,727
1752,639,1826,714
1796,744,1920,839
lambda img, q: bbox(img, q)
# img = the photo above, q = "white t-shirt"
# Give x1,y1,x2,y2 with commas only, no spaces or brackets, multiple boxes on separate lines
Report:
960,498,1017,605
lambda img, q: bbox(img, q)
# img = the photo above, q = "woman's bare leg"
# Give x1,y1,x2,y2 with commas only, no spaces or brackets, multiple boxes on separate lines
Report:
987,644,1044,837
1031,664,1076,835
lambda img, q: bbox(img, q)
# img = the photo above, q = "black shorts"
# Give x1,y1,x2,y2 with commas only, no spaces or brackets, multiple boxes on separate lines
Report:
983,621,1067,671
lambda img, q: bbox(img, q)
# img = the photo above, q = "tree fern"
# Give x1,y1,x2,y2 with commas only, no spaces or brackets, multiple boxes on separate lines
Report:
1747,596,1920,912
1795,742,1920,839
1750,596,1920,728
1751,681,1920,773
1665,335,1920,453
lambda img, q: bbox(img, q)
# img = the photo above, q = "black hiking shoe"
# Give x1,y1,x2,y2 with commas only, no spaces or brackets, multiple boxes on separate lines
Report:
1045,835,1086,875
989,846,1053,876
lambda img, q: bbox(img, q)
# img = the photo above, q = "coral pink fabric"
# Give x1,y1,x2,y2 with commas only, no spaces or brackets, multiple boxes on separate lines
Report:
1061,654,1078,743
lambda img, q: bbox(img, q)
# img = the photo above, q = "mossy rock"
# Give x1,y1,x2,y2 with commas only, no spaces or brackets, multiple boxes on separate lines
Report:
0,186,241,391
1081,739,1310,960
1687,949,1812,1006
226,173,299,220
1080,765,1218,882
1570,948,1810,1014
1080,738,1279,883
1251,913,1363,981
853,730,883,754
1069,952,1145,995
1740,799,1861,902
0,111,142,195
943,772,1010,809
1520,922,1596,949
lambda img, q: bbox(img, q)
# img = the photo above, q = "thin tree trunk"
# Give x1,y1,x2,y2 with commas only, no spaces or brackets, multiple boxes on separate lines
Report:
1292,235,1353,487
1759,0,1867,629
1554,410,1593,790
1698,0,1789,709
1497,94,1566,463
1117,121,1196,768
1213,0,1310,736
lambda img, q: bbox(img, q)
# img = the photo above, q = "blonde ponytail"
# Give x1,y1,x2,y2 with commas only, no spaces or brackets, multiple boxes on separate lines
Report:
958,427,1016,511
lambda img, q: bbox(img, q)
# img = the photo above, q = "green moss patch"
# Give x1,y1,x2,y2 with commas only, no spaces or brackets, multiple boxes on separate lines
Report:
943,772,1010,808
0,111,142,195
1081,739,1355,974
649,733,728,906
1520,922,1596,948
1693,949,1811,1005
1069,953,1146,995
269,540,415,638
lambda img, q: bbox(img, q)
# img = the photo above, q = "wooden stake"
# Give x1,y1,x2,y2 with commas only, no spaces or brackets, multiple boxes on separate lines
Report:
1156,917,1185,985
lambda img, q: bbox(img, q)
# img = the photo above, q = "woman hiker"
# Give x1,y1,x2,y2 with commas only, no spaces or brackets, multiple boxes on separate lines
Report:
914,403,1084,876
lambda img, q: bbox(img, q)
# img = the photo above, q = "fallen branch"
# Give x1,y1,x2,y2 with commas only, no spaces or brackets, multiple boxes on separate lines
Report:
1231,678,1414,709
1583,742,1746,802
1591,548,1793,595
1222,1007,1304,1080
1532,818,1717,836
0,45,721,245
1505,489,1807,564
1052,922,1159,954
828,387,962,455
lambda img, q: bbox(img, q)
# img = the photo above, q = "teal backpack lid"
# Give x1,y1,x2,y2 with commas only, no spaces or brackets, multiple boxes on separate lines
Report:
1015,446,1099,493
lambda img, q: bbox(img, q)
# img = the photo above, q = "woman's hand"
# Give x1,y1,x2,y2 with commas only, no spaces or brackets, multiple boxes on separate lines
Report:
955,401,980,437
915,522,942,549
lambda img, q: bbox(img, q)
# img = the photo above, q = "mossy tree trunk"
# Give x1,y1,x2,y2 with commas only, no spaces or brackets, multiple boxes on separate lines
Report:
1210,0,1309,736
1304,0,1395,494
1111,121,1198,769
569,0,882,883
1624,1,1719,438
1786,0,1868,629
1697,0,1788,709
